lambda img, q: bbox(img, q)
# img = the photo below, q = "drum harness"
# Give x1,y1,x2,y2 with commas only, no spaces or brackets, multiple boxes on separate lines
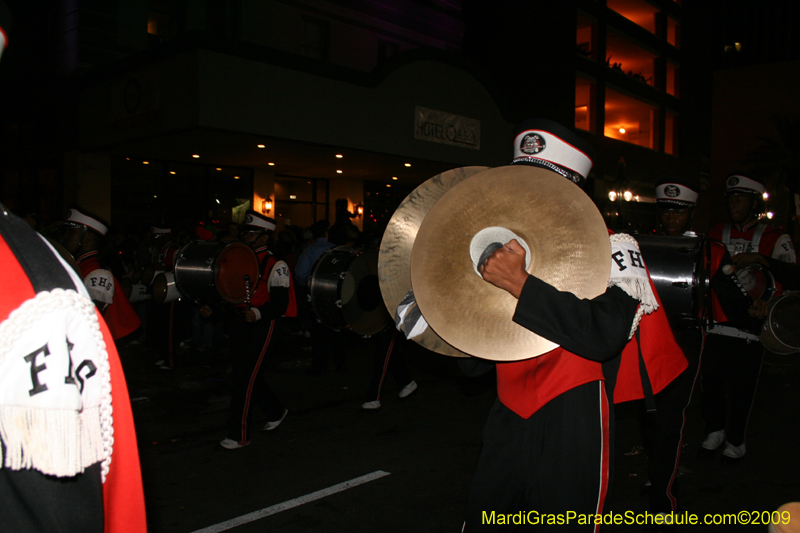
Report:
706,223,767,342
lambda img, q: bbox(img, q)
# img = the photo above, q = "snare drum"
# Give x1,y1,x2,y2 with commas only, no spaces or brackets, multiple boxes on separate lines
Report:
173,241,260,303
635,234,710,327
760,293,800,354
735,264,776,302
309,246,391,336
141,264,162,286
153,272,181,305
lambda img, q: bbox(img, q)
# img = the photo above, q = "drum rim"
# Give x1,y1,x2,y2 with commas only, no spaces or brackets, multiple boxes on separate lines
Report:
308,246,390,335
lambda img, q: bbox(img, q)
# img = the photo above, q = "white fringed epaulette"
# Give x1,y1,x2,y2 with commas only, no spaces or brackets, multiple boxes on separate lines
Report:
83,268,115,304
608,233,659,339
0,289,113,481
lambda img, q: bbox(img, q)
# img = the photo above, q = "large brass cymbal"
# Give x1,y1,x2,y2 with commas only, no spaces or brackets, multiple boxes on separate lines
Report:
410,165,611,361
379,166,490,358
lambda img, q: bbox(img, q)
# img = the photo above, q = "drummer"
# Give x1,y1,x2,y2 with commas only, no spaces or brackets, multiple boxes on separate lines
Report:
700,173,797,462
214,210,297,450
642,179,720,516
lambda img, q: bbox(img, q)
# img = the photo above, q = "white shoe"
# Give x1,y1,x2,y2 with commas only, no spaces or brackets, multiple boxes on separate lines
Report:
398,380,418,398
701,429,726,451
220,438,249,450
362,400,381,410
723,441,746,459
263,409,288,431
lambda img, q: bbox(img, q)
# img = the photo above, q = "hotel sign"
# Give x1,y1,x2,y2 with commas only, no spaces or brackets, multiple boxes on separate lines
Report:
414,106,480,150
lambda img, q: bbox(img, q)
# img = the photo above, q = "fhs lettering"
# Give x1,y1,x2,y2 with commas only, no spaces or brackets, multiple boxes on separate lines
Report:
87,275,113,291
612,249,646,272
25,338,97,396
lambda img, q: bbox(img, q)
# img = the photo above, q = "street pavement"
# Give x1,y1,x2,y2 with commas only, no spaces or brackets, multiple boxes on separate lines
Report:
118,322,800,533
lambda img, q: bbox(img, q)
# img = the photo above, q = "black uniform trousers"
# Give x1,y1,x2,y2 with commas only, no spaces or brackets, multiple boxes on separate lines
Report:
146,299,175,365
700,332,764,447
640,326,703,513
226,318,285,443
465,381,610,532
365,328,413,402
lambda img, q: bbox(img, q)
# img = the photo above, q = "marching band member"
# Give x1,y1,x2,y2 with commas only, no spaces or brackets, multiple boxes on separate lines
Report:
642,179,720,517
1,204,146,531
700,173,796,461
60,207,141,341
215,210,298,450
462,119,686,532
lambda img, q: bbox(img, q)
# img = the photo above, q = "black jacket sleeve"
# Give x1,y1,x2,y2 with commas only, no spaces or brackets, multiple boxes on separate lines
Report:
257,285,289,321
512,275,640,362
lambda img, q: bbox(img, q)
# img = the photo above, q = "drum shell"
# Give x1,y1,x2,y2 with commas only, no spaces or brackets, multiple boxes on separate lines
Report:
174,241,260,303
141,264,162,286
760,293,800,354
635,234,709,327
153,272,181,305
125,280,151,303
309,246,390,336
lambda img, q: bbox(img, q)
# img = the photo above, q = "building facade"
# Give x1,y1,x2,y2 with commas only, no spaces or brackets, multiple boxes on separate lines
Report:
1,0,711,237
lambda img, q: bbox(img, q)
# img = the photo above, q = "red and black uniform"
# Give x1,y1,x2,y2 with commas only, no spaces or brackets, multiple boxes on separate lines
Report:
77,250,141,341
0,206,146,533
636,235,731,514
226,246,297,444
464,235,686,532
702,220,796,449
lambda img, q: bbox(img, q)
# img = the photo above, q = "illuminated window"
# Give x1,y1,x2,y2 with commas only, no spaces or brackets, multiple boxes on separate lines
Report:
606,31,657,86
607,0,658,34
667,16,681,49
604,88,658,150
575,77,595,132
666,61,680,97
664,111,678,155
576,13,595,60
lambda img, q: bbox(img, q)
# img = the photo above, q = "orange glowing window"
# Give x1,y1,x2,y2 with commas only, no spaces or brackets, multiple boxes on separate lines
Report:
606,31,657,87
667,16,681,49
664,111,678,155
604,87,658,150
607,0,658,34
575,77,595,132
666,61,680,97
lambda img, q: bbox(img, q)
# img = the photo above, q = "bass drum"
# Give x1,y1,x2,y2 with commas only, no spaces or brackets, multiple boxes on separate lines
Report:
173,241,260,303
635,233,710,327
153,272,181,305
309,246,391,336
760,293,800,354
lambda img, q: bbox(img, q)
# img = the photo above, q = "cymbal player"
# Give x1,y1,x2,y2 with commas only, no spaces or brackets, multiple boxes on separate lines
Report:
462,119,686,531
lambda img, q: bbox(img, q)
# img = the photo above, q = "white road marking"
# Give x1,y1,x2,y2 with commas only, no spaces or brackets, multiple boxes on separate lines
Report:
190,470,391,533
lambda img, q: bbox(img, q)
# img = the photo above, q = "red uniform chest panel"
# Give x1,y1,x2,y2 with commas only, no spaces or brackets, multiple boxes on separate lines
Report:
496,348,604,419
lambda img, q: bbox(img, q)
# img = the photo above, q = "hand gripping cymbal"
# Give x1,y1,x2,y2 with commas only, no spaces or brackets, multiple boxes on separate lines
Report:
379,166,490,358
410,165,611,361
